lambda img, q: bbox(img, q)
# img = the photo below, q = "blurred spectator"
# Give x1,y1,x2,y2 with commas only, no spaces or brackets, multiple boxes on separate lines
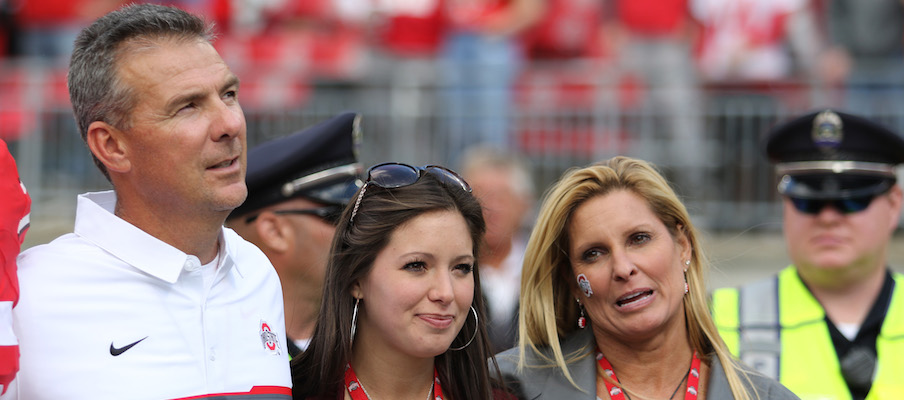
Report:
600,0,705,193
439,0,543,162
821,0,904,131
460,146,534,353
522,0,604,60
369,0,446,58
691,0,824,82
0,139,30,395
12,0,124,62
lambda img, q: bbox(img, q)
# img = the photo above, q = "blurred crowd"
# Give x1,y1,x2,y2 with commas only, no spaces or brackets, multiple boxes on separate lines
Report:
3,4,904,398
4,0,904,210
1,0,902,93
2,0,904,141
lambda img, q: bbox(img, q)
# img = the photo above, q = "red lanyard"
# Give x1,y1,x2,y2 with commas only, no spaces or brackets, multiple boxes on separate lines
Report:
344,362,444,400
596,348,701,400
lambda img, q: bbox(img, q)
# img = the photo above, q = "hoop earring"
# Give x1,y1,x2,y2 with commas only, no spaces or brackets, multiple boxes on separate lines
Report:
449,306,478,351
350,298,360,348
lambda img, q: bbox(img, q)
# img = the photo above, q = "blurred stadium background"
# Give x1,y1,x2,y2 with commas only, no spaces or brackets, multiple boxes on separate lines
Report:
3,0,904,288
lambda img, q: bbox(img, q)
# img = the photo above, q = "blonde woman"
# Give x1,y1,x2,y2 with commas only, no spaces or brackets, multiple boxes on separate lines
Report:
496,156,798,399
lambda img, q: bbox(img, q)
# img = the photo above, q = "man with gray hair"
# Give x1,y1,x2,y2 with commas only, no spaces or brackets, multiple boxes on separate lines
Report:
4,4,290,399
459,146,534,353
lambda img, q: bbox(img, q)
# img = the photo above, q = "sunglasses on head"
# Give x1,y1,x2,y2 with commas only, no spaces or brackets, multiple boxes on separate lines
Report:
245,205,344,225
788,195,877,215
349,162,471,223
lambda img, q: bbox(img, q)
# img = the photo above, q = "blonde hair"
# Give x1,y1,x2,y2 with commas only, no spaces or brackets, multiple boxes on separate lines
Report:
516,156,755,400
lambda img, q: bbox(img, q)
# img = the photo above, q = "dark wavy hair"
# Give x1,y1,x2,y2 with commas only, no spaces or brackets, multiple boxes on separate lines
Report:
292,170,503,399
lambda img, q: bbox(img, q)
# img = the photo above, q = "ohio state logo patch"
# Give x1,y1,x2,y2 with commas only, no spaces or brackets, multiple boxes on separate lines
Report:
260,320,281,355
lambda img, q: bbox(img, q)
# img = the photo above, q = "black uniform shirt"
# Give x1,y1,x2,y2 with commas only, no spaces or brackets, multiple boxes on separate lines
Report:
825,269,895,400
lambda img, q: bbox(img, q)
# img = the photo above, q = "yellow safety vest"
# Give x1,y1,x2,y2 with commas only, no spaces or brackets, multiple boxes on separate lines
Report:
712,267,904,400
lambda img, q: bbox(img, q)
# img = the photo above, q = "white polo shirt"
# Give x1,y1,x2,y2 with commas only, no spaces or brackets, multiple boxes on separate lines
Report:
3,191,291,400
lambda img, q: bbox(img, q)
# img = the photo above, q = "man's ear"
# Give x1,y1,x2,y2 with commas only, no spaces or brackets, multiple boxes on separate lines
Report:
885,185,903,233
254,211,293,253
86,121,130,174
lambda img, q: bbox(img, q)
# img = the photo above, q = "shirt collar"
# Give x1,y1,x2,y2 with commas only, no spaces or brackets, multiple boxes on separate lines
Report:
74,190,240,284
220,228,246,279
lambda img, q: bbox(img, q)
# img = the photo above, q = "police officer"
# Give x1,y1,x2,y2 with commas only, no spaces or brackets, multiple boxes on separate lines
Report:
712,109,904,399
227,112,363,357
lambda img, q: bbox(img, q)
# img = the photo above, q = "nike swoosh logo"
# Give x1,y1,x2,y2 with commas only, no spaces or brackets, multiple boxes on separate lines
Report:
109,336,148,356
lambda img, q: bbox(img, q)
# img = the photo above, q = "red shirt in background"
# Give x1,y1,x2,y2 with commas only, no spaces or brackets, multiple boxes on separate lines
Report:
616,0,688,36
16,0,81,25
378,0,446,56
16,0,123,26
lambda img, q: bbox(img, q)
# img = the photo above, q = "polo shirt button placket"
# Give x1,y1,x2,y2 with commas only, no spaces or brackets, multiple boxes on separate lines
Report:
182,255,212,376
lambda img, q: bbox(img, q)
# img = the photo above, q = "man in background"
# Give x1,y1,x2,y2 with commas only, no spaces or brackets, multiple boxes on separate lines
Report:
228,112,362,357
712,109,904,399
460,146,534,353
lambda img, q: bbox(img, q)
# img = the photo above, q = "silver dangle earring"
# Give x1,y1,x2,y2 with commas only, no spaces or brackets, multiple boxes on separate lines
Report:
449,306,479,351
577,299,587,329
350,298,360,347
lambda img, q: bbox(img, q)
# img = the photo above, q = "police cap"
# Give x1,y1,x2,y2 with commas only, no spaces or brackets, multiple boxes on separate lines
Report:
230,112,363,218
765,109,904,200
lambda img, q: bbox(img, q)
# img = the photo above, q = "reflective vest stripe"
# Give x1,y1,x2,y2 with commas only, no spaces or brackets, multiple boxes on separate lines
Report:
738,276,781,379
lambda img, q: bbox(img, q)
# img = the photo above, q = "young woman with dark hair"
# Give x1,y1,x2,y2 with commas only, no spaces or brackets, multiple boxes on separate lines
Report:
292,163,507,400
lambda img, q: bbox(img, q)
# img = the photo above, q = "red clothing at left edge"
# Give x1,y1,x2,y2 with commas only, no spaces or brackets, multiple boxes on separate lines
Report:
0,139,30,394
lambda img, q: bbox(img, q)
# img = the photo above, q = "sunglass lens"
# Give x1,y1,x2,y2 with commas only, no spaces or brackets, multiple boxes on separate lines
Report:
368,163,420,189
425,166,471,192
790,195,875,214
790,198,822,214
839,196,874,213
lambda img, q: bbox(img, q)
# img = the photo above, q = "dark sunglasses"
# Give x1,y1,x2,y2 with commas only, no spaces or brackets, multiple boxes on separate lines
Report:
245,205,344,225
788,195,877,215
349,163,471,223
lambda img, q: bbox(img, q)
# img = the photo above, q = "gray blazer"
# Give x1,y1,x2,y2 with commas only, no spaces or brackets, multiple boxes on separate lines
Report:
495,329,799,400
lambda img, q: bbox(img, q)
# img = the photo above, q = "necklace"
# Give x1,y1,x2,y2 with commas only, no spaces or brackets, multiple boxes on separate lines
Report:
344,362,443,400
596,348,701,400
